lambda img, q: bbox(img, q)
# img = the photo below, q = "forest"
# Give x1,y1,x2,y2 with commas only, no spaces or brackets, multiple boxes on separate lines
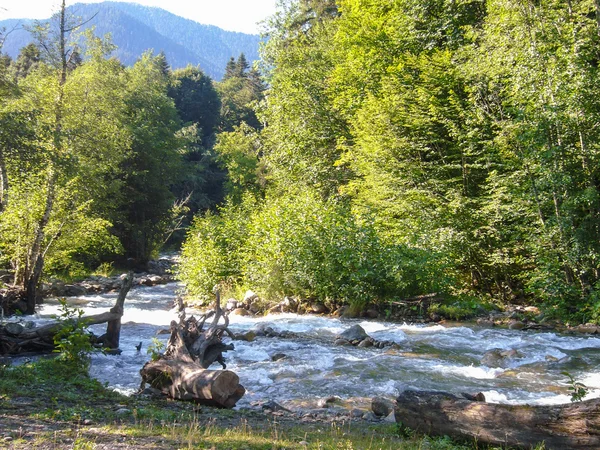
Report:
2,0,600,326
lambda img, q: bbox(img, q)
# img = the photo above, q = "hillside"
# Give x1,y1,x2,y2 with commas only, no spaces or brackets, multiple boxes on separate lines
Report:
0,2,261,80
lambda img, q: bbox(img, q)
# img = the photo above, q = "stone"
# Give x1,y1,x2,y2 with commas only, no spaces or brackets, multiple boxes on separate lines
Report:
508,320,526,330
232,308,250,316
261,400,291,412
576,324,600,334
244,290,258,303
477,318,495,327
115,408,131,415
334,338,351,346
271,353,287,362
371,397,394,417
226,299,238,311
338,324,369,342
524,306,541,315
365,308,379,319
351,409,364,418
481,348,519,368
234,331,256,342
357,338,373,348
4,322,24,336
64,284,87,297
311,302,328,314
383,411,396,423
332,306,348,317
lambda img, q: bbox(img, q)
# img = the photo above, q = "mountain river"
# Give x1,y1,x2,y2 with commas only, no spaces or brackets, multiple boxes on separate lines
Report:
31,282,600,410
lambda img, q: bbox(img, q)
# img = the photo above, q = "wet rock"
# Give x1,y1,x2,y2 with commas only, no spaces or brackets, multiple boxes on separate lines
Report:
4,322,24,336
351,409,364,418
461,392,486,402
365,308,379,319
357,338,373,348
481,349,520,368
477,318,495,327
271,353,287,362
371,397,394,417
338,324,369,342
311,302,328,314
234,331,256,342
244,290,258,303
64,284,87,297
225,299,238,311
317,396,340,408
332,306,348,317
576,324,600,334
261,400,291,412
508,320,526,330
334,338,351,346
430,313,442,322
282,296,297,313
232,307,250,316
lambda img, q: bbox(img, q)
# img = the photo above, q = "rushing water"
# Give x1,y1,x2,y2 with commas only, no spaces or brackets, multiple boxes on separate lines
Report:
32,282,600,410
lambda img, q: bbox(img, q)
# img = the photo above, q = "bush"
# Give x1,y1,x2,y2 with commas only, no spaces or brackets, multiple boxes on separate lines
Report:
178,190,449,310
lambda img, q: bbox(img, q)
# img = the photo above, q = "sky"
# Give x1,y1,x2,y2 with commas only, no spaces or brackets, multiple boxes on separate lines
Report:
0,0,279,34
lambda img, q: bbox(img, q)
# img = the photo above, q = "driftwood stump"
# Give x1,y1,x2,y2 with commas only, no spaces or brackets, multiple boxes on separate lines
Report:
0,272,133,355
140,291,245,408
395,390,600,449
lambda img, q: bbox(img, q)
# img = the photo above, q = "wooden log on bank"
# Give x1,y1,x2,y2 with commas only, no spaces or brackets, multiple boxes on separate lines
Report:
395,390,600,449
0,273,133,355
140,291,245,408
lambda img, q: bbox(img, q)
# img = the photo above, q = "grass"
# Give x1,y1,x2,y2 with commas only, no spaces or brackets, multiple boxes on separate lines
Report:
0,357,522,449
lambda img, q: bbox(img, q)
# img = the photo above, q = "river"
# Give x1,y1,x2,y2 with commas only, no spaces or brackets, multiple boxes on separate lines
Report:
34,282,600,411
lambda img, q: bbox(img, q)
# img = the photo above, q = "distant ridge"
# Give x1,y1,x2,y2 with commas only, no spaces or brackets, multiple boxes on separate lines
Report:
0,2,261,80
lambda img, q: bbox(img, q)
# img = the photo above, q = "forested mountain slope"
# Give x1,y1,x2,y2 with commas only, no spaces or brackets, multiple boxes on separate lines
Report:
0,2,260,79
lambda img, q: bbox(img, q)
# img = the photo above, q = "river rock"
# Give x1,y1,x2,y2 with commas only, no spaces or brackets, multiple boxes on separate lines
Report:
4,322,24,336
311,302,328,314
365,308,379,319
481,349,520,368
234,331,256,342
338,324,369,343
271,353,287,361
244,290,258,303
357,338,373,348
232,307,250,316
508,320,526,330
225,299,238,310
332,306,348,317
64,284,87,297
334,338,351,346
576,324,600,334
371,397,394,417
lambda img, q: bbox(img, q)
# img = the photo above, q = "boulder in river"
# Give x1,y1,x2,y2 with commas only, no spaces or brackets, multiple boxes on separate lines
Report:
338,324,369,343
371,397,394,417
481,348,520,368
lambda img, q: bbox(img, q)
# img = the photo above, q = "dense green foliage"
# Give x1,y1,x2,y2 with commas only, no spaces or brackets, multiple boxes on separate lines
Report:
0,4,260,310
178,0,600,323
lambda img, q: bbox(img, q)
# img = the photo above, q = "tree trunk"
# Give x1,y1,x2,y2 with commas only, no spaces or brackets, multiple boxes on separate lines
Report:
0,148,8,212
395,390,600,449
1,275,132,355
139,291,244,408
140,360,245,408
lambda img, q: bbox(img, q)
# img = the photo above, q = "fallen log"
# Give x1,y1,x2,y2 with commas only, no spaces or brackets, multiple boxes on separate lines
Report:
395,390,600,449
0,273,133,355
140,290,245,408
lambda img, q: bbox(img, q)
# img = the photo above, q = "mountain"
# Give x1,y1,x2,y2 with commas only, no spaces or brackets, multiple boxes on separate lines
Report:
0,2,261,80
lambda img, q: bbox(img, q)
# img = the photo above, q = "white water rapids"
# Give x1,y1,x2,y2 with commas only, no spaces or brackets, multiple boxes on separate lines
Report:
32,282,600,410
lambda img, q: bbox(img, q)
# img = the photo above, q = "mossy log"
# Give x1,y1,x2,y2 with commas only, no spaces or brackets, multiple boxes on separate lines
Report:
139,291,244,408
395,390,600,449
